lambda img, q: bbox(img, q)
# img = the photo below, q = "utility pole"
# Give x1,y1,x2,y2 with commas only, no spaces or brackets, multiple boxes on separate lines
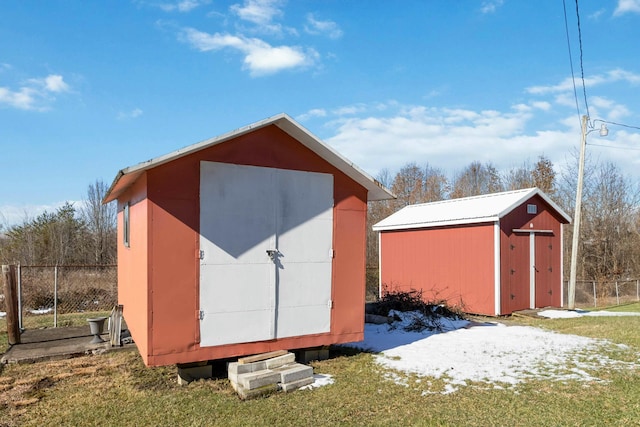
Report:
567,115,609,309
568,115,589,310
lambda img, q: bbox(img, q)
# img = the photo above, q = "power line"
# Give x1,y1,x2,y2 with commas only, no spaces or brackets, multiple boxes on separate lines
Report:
574,0,590,118
562,0,582,120
587,143,640,151
599,120,640,132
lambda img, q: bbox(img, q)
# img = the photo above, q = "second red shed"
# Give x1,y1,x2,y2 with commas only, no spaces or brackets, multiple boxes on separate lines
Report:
373,188,571,316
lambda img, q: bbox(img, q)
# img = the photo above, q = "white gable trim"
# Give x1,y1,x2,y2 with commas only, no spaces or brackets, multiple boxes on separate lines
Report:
494,222,501,315
104,113,394,204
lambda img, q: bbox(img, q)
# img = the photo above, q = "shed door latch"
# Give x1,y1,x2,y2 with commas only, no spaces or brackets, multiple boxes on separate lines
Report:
266,249,278,261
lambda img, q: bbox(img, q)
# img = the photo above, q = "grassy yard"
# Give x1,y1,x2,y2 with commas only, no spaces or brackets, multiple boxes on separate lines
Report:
0,305,638,426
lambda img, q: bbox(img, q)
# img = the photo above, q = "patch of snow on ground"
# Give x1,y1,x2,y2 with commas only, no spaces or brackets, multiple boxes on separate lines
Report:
0,311,6,318
539,309,640,319
301,374,334,390
28,308,53,315
344,310,639,394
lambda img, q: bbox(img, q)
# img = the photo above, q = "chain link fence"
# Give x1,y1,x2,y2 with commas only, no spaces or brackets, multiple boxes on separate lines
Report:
0,265,117,329
367,266,640,309
565,279,640,308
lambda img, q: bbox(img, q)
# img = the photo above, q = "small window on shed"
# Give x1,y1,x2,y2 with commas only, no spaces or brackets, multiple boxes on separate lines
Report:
527,204,537,214
123,202,130,248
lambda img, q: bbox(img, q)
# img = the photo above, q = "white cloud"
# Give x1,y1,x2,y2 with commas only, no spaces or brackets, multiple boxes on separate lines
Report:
589,96,631,122
589,8,606,20
531,101,552,111
323,103,542,177
614,0,640,16
231,0,283,26
304,97,599,181
158,0,209,12
0,74,70,111
526,69,640,95
296,108,327,121
181,27,316,76
117,108,144,120
305,14,343,39
43,75,70,92
480,0,504,14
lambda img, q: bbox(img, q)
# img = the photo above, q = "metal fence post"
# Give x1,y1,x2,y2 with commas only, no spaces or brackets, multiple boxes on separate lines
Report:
54,264,58,328
637,279,639,302
615,281,619,306
593,281,597,307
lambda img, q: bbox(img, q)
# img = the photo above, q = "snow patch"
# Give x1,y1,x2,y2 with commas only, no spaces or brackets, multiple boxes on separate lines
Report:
538,309,640,319
301,374,334,390
344,309,639,394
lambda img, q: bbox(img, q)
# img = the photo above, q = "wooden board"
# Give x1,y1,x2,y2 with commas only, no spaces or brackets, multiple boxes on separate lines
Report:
238,350,288,365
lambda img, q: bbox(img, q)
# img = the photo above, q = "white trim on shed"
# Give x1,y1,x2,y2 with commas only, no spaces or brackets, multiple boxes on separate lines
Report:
104,113,395,204
372,188,571,231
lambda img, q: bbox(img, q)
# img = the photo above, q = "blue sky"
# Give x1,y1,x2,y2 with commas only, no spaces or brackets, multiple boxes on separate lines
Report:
2,0,640,226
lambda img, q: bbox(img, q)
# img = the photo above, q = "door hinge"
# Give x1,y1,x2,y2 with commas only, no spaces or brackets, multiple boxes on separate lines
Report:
330,249,335,258
199,250,204,260
327,300,333,309
199,310,204,320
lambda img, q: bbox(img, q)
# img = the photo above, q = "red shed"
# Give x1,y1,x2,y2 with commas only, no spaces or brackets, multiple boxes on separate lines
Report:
373,188,571,316
103,113,394,366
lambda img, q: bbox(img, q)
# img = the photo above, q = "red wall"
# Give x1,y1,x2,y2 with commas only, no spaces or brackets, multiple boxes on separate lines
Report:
499,194,564,314
118,124,368,366
380,223,496,315
116,174,150,360
379,194,567,316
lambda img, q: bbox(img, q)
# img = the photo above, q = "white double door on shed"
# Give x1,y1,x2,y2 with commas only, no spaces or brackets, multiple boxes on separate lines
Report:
199,161,334,347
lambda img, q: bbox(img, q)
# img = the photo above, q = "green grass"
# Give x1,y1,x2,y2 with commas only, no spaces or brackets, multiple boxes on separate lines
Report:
1,307,639,426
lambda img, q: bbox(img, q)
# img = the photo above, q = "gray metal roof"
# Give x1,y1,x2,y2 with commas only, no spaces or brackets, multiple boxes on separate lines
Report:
103,113,395,203
373,187,571,231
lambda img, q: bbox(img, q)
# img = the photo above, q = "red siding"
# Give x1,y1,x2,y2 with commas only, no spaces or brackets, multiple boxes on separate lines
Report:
118,124,368,366
499,194,564,314
380,223,496,315
116,174,150,360
379,194,567,317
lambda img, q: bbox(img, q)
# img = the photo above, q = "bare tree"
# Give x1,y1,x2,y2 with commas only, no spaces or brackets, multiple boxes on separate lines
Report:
82,180,117,265
532,155,556,195
450,161,502,198
502,156,556,194
581,162,640,282
503,161,535,191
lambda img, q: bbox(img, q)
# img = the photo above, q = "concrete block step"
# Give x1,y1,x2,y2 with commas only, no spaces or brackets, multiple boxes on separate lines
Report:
273,363,313,384
227,351,315,398
280,376,315,392
264,352,296,369
236,382,279,400
238,369,282,390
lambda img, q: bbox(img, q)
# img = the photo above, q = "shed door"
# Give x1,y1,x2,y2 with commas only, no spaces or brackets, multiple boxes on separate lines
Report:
507,233,530,312
535,234,555,308
199,161,333,347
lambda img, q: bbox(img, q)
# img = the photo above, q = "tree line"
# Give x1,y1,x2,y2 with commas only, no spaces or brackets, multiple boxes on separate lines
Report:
1,154,638,285
0,180,116,266
367,154,640,284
